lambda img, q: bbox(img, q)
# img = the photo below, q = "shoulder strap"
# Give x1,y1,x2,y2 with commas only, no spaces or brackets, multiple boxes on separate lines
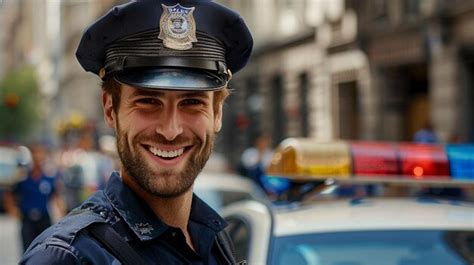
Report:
215,230,247,265
86,222,148,265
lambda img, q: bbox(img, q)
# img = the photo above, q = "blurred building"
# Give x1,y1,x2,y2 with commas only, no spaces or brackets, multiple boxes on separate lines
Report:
353,0,474,143
58,0,128,139
1,0,63,141
221,0,474,165
218,0,364,164
0,1,19,74
2,0,474,164
0,0,126,144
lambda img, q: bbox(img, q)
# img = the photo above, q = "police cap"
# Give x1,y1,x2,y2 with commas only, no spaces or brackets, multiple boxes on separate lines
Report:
76,0,253,91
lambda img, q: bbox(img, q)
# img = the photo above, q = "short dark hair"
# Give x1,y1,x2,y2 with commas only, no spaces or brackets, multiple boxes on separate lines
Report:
101,77,122,113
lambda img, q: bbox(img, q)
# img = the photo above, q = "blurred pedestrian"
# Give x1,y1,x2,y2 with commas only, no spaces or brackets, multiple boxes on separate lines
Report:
239,134,274,191
3,143,65,252
413,122,438,143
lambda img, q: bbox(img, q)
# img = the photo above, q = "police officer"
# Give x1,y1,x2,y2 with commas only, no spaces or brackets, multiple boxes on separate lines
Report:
4,143,65,252
20,0,252,264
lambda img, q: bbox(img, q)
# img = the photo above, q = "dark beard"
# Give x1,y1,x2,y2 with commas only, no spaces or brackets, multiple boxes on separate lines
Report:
116,121,214,198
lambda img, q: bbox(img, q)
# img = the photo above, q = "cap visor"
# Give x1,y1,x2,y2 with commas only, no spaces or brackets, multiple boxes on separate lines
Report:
114,68,227,91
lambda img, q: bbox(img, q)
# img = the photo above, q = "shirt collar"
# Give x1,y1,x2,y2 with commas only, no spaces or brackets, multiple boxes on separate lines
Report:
105,172,167,241
104,172,227,241
190,194,227,232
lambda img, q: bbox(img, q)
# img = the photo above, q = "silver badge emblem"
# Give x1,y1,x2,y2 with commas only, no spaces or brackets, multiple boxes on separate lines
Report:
133,222,154,235
159,4,197,50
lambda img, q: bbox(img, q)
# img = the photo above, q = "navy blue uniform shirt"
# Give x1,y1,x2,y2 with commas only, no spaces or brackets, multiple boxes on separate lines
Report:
14,170,57,220
20,172,228,265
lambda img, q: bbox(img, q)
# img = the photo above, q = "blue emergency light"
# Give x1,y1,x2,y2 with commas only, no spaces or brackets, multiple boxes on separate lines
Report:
446,144,474,180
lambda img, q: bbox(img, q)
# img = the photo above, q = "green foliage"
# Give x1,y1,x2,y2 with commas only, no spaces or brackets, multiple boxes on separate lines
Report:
0,67,41,141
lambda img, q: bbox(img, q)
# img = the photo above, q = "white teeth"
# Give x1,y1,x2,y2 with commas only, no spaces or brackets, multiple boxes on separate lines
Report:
149,146,184,158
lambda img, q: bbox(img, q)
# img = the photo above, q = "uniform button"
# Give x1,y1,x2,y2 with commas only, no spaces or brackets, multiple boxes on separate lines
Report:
171,231,177,237
99,211,107,218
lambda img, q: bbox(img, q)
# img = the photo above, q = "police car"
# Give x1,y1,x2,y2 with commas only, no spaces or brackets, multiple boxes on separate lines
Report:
221,138,474,265
0,144,30,212
194,171,267,212
194,153,268,212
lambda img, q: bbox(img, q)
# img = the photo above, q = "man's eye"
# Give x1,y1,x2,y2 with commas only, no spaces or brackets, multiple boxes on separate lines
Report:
136,98,159,105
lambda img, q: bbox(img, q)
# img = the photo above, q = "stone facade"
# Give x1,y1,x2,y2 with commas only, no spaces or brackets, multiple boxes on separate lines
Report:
1,0,128,143
218,0,364,163
356,0,474,142
223,0,474,156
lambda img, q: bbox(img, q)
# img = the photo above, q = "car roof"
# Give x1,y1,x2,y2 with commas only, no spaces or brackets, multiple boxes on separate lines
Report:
273,198,474,236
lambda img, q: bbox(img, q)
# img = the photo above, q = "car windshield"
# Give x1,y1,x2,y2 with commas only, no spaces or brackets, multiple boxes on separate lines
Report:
270,230,474,265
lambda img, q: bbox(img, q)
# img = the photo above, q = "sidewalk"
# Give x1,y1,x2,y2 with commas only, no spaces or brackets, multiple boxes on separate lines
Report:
0,214,21,265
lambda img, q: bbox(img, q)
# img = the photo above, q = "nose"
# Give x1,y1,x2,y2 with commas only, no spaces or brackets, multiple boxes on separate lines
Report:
155,105,183,141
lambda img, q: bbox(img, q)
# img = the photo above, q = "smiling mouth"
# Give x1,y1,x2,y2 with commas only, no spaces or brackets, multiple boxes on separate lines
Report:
147,145,186,160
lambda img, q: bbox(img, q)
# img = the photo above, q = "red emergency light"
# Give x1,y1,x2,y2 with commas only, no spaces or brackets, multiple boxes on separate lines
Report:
397,143,450,179
350,141,398,177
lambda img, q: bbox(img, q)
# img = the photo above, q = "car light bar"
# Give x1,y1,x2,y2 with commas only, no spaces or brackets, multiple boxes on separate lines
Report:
266,138,474,186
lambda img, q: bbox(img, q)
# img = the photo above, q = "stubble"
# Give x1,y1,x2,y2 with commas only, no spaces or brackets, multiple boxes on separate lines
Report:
116,120,214,198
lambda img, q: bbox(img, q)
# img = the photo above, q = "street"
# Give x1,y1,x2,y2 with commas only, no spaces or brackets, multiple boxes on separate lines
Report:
0,214,21,265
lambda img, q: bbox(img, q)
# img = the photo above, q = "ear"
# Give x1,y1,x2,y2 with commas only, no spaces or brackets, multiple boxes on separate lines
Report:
102,91,116,129
214,101,223,132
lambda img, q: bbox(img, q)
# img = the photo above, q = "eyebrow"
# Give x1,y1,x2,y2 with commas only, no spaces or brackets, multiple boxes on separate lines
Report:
178,91,211,99
131,89,210,99
130,89,164,98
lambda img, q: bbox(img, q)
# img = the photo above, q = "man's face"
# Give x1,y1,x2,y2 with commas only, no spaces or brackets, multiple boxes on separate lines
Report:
103,84,223,198
30,144,46,169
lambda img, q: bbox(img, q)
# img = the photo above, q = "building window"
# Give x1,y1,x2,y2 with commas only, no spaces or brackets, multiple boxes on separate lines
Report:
373,0,388,25
245,76,261,146
404,0,420,19
277,0,307,36
338,81,359,140
299,73,310,137
271,74,286,146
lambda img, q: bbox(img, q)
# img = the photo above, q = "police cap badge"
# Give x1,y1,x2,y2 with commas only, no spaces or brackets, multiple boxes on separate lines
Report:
159,4,197,50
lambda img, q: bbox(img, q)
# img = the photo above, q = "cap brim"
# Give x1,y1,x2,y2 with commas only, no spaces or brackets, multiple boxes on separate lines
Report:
114,68,227,91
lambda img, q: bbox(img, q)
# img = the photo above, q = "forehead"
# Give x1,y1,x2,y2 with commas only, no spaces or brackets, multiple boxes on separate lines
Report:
122,84,213,99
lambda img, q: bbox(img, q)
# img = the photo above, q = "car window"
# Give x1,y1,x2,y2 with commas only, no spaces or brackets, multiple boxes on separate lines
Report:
225,217,252,262
0,146,18,181
270,230,474,265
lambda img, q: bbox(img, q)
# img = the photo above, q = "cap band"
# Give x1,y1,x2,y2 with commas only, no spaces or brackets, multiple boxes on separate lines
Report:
104,56,227,76
102,29,227,77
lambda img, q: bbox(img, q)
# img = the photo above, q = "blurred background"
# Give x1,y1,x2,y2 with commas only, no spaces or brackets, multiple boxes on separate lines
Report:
1,0,474,162
1,0,474,264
